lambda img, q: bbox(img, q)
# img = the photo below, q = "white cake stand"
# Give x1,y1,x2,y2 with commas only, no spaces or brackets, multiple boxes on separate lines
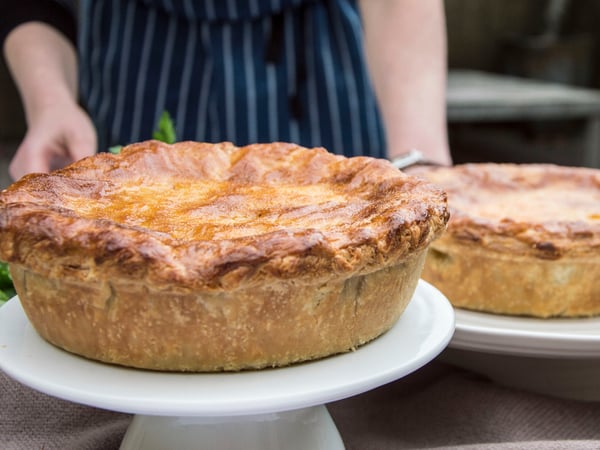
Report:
0,280,454,450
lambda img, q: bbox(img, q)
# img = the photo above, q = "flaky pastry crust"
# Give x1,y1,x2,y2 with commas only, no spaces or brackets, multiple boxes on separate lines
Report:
0,141,448,371
409,163,600,318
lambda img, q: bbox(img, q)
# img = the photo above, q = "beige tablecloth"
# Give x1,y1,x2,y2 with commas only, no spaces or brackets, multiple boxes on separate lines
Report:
2,357,600,450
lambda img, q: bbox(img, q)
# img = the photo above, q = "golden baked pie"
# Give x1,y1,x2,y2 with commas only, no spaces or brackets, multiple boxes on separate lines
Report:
0,141,448,371
409,163,600,318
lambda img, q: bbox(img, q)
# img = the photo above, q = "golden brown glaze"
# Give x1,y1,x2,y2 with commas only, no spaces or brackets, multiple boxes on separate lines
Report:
1,141,448,290
0,141,448,370
410,163,600,317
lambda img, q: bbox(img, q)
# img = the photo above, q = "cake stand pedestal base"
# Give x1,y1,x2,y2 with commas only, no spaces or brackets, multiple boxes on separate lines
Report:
120,405,344,450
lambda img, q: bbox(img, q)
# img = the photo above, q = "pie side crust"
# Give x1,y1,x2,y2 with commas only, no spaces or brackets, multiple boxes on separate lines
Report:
12,251,426,371
424,240,600,318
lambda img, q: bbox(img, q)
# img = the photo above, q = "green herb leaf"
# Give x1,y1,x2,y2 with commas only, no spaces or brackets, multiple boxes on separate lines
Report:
0,287,16,304
0,261,12,290
0,261,15,306
152,110,177,144
106,110,176,153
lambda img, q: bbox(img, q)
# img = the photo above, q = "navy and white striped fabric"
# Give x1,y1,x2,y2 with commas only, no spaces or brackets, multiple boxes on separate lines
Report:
78,0,386,158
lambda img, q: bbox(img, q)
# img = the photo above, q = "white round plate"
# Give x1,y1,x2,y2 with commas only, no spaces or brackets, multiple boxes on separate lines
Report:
450,308,600,358
0,280,454,417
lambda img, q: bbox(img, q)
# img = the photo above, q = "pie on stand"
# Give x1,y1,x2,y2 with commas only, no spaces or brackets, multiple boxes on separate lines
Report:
0,142,454,449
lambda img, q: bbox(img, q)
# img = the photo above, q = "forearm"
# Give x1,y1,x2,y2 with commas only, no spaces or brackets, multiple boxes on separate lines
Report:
359,0,451,165
3,21,78,125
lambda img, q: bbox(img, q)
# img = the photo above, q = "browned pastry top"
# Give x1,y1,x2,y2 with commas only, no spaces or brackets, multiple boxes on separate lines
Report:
409,163,600,259
0,141,448,290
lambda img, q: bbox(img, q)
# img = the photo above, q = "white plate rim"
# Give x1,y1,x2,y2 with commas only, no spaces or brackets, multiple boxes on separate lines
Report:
450,308,600,358
0,280,454,417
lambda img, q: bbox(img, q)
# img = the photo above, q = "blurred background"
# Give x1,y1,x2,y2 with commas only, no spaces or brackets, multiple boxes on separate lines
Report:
445,0,600,169
1,0,600,188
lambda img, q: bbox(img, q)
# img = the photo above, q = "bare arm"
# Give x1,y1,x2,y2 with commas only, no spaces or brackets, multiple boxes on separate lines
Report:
3,22,96,180
359,0,451,165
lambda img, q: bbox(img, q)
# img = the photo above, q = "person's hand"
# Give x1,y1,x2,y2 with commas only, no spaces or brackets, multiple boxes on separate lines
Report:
9,100,96,180
3,22,95,180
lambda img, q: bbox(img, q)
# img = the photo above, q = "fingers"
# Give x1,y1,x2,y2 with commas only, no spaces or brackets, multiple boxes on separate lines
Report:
63,105,97,163
8,136,52,181
8,104,97,181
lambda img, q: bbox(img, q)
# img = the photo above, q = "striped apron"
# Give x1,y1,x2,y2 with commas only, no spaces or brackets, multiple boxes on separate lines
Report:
78,0,386,158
